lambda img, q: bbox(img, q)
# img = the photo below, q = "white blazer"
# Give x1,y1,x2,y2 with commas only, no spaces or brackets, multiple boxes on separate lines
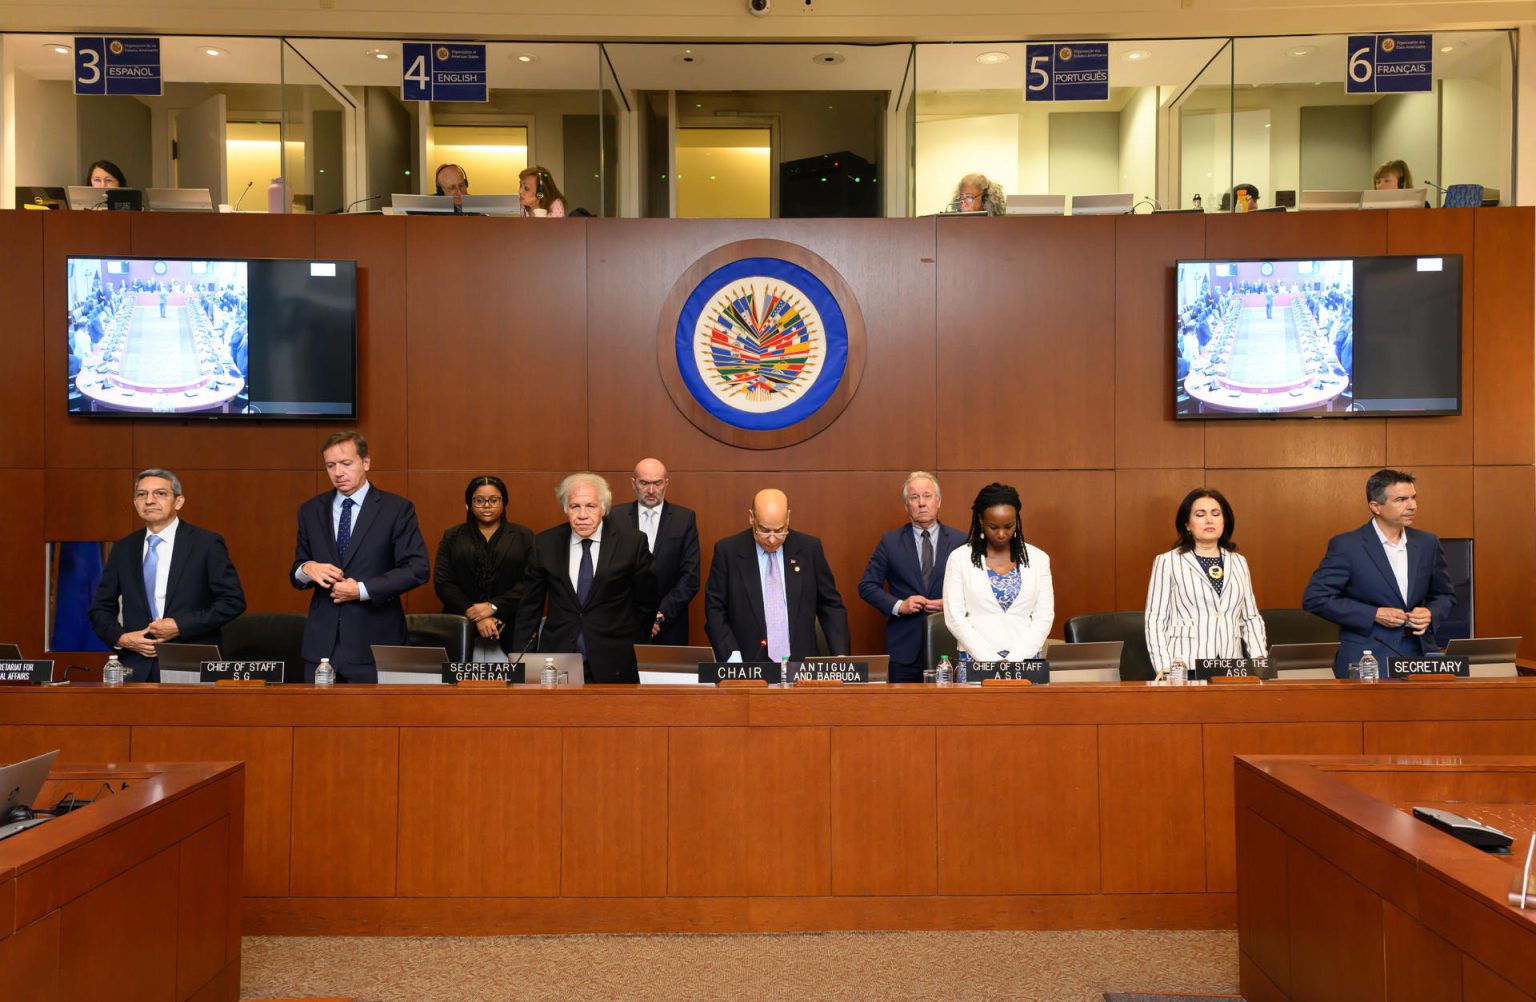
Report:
1144,547,1268,673
942,543,1054,661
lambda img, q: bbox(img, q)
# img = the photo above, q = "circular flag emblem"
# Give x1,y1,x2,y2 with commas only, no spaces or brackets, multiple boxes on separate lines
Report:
657,239,866,448
1381,37,1396,53
109,40,125,56
436,46,450,61
1059,46,1074,61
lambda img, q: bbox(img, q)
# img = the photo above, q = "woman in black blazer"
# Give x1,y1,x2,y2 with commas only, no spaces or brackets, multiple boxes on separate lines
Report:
434,475,535,658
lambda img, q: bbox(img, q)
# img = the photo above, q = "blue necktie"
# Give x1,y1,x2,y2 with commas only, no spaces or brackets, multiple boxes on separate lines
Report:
337,497,355,560
143,535,162,619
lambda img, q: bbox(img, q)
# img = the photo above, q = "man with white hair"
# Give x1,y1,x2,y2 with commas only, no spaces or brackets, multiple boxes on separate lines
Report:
512,472,658,683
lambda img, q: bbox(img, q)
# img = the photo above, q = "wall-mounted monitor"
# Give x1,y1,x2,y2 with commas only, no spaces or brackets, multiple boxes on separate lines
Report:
1174,255,1462,419
66,256,357,419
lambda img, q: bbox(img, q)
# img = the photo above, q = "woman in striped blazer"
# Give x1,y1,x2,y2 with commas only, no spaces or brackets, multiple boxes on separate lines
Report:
1144,487,1267,678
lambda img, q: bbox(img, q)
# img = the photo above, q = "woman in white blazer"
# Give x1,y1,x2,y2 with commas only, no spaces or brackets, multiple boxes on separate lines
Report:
943,483,1053,662
1144,487,1268,677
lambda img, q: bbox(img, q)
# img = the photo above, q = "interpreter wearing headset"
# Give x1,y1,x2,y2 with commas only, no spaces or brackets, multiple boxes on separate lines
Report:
518,166,566,217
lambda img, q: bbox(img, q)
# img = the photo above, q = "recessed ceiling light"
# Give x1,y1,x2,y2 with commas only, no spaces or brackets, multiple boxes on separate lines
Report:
812,52,844,65
975,51,1009,65
1287,45,1316,58
46,43,71,55
1122,50,1151,62
516,53,538,63
1439,45,1454,52
202,47,225,58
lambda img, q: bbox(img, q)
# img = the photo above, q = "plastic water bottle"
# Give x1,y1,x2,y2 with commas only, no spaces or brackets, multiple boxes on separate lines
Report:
540,657,558,687
781,656,793,687
935,655,952,685
956,657,968,684
1169,659,1188,684
1358,649,1379,683
266,177,288,214
314,657,335,687
103,654,125,687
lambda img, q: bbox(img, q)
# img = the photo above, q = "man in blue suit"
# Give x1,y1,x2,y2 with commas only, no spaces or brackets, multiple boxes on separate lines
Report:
1302,469,1455,678
858,472,966,683
291,431,430,682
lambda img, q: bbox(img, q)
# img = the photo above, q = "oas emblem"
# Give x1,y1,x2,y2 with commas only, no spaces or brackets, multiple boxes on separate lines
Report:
1381,38,1396,53
658,239,866,448
436,46,451,61
109,40,125,56
1059,46,1074,61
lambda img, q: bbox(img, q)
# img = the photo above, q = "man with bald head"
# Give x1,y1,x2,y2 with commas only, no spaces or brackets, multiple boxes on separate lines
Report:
705,488,850,662
611,458,700,644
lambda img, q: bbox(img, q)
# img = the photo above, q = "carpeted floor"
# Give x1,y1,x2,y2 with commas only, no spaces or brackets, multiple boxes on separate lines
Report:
242,929,1239,1001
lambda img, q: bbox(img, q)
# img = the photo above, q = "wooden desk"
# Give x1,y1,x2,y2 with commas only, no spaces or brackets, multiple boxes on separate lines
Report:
1,681,1534,936
0,760,244,1001
1235,755,1536,1002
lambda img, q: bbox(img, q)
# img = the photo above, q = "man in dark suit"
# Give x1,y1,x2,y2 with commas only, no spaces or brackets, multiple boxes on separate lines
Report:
858,472,966,682
89,469,246,682
291,431,430,683
705,488,850,663
1303,469,1456,678
610,458,700,645
512,473,658,683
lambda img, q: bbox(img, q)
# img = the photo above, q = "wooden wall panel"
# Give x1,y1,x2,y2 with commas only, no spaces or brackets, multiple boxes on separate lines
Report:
405,217,588,472
176,817,232,999
1113,468,1204,614
561,727,668,897
829,725,937,896
1099,724,1205,892
0,470,45,656
1365,720,1536,756
1235,809,1292,998
0,724,129,765
1114,213,1206,470
1383,900,1464,1002
0,211,44,469
289,726,398,897
1472,209,1535,466
587,219,938,474
1473,465,1536,657
396,727,562,897
936,216,1116,470
1284,839,1386,1002
179,470,319,616
59,845,180,1002
0,911,58,998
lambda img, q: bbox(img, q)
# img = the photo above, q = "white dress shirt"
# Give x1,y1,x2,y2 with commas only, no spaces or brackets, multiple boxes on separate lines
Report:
142,517,180,620
638,502,663,553
569,523,603,592
1372,519,1410,605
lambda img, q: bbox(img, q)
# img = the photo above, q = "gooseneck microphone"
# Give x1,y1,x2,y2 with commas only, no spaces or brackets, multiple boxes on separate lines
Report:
509,625,541,681
232,181,254,211
336,195,384,214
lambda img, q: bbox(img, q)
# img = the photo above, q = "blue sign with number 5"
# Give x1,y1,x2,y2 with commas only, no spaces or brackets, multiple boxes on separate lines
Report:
1025,42,1108,102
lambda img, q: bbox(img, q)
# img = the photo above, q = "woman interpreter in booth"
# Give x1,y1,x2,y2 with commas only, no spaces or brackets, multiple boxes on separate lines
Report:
518,166,567,218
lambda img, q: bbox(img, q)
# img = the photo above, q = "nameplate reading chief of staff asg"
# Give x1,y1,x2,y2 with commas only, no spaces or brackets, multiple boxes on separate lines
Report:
291,431,430,683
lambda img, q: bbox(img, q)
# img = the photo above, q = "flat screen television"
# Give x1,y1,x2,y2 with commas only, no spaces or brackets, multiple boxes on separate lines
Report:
1174,255,1462,419
66,256,357,419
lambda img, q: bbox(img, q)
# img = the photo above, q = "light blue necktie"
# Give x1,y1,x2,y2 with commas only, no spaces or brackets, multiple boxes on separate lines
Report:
143,535,162,619
764,551,790,662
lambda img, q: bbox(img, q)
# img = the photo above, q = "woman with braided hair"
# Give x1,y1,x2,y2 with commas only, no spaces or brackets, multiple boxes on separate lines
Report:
941,482,1054,663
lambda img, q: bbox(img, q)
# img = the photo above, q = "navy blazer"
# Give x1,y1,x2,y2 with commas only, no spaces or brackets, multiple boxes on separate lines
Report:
88,520,247,683
611,500,700,645
857,523,966,672
290,486,430,682
705,529,850,662
1301,521,1456,677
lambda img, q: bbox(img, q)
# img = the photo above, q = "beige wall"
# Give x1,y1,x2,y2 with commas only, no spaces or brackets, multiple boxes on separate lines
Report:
11,70,75,187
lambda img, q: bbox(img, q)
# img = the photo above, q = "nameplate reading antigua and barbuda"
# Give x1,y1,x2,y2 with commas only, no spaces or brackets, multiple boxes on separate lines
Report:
967,660,1050,684
1025,43,1109,102
0,661,56,685
402,43,487,102
74,37,161,96
1386,656,1468,680
1194,657,1274,681
199,661,284,684
700,662,781,685
797,661,871,683
442,662,525,685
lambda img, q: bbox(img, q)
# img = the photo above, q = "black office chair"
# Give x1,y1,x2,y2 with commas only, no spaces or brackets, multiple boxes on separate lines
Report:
925,612,959,669
406,613,473,663
1063,612,1156,681
813,619,832,656
220,612,306,684
1259,608,1338,647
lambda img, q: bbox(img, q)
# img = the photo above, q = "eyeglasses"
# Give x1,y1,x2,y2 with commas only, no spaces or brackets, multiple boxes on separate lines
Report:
958,194,981,205
752,525,789,539
470,497,503,508
133,489,174,501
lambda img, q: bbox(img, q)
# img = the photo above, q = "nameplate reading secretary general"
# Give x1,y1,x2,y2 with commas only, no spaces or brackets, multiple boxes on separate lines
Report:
291,431,430,683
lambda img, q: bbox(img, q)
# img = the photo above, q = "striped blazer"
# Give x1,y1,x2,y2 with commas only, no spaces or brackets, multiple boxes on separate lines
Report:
1144,547,1267,674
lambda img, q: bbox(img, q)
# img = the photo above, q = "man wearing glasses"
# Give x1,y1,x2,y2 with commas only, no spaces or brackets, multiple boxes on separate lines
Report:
704,488,850,663
610,458,700,644
89,468,247,682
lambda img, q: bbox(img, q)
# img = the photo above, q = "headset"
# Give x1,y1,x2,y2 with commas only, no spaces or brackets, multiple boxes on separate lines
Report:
434,163,470,196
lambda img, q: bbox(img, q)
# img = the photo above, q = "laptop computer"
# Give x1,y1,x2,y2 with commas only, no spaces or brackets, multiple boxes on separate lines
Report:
1044,640,1124,683
511,652,585,685
1269,641,1340,679
1069,193,1134,216
155,643,223,684
144,187,214,212
372,644,450,685
0,749,60,843
66,186,142,211
634,644,715,685
1360,188,1427,210
1005,194,1067,216
1298,190,1361,212
1443,636,1522,678
16,186,66,210
803,654,891,683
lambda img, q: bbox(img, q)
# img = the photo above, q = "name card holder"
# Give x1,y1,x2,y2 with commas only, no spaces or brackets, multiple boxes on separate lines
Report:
1194,657,1271,681
1208,674,1262,685
0,660,55,685
442,662,524,685
796,660,870,683
1387,656,1469,680
200,660,284,685
214,678,267,688
969,660,1050,684
794,678,844,687
981,678,1033,687
700,662,780,685
719,679,768,687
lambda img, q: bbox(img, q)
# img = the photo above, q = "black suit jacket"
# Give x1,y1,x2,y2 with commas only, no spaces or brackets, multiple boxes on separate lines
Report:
611,500,700,645
89,520,246,682
511,517,659,683
705,530,850,662
433,520,535,653
857,523,967,673
290,486,430,682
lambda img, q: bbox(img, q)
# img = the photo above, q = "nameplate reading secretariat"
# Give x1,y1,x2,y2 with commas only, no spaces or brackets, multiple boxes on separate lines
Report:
199,661,284,684
1194,658,1272,681
0,660,55,685
968,660,1050,684
443,662,525,685
1386,656,1468,680
699,662,781,685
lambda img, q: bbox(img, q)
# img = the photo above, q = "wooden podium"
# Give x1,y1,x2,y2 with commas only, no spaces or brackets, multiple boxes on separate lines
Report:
0,761,244,1002
1236,754,1536,1001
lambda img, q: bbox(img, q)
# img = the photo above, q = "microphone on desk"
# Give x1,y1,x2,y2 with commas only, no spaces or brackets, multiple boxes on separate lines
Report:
509,626,541,681
335,195,384,214
232,181,254,212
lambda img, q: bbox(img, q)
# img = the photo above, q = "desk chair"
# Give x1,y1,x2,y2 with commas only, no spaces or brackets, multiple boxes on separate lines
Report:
406,614,472,663
925,612,959,669
1063,612,1156,681
220,612,306,684
1260,608,1338,647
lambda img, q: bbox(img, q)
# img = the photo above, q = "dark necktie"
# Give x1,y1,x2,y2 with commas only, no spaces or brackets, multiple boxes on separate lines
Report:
577,538,594,604
920,529,934,586
337,497,355,560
